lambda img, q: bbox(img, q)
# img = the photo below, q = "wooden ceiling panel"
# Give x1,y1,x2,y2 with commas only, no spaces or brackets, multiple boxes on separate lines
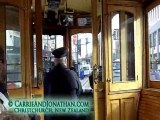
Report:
58,0,91,13
32,0,91,13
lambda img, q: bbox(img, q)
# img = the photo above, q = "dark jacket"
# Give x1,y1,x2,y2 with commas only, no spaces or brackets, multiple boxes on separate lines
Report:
70,70,83,97
44,63,79,120
0,83,9,98
46,63,78,98
89,72,93,89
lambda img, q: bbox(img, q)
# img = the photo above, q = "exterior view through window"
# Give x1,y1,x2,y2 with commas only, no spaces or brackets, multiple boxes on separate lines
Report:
148,5,160,81
6,6,22,89
111,11,135,82
71,33,93,90
33,35,64,87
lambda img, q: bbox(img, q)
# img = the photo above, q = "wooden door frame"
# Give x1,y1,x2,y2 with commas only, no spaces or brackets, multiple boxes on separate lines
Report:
0,0,32,98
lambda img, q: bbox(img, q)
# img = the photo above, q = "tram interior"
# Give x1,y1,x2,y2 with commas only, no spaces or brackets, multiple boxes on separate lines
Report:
4,0,93,90
33,0,94,93
1,0,160,120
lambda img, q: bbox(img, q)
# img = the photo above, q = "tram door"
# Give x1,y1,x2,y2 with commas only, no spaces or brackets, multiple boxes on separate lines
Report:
0,1,31,98
105,4,143,120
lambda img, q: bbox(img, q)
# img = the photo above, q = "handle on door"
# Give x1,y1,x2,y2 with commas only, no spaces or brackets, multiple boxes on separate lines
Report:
93,64,103,84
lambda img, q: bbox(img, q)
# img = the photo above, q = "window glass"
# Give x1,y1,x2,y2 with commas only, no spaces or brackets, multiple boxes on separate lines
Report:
71,33,93,89
148,5,160,81
42,35,64,72
33,35,64,87
111,11,135,82
6,6,22,89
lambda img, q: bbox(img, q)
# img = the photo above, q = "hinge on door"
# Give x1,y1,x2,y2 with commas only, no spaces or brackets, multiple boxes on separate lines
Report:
137,75,138,80
106,78,111,82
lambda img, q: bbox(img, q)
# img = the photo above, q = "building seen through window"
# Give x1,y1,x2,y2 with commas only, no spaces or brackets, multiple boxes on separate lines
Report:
33,35,64,87
148,5,160,81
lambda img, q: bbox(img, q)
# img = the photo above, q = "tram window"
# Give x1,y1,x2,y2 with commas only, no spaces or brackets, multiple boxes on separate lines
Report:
71,33,93,89
148,5,160,81
111,11,135,82
42,35,63,72
33,35,64,87
5,6,22,89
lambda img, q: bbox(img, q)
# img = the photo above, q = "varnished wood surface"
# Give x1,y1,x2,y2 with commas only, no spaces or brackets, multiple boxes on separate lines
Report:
138,89,160,120
107,92,140,120
0,0,25,8
0,0,32,98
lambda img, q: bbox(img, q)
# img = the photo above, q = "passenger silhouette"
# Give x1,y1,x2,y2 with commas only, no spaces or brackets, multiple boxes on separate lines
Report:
45,47,81,120
0,46,9,99
0,60,9,99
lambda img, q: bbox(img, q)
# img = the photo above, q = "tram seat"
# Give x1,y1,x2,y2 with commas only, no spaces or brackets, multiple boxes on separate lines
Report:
138,88,160,120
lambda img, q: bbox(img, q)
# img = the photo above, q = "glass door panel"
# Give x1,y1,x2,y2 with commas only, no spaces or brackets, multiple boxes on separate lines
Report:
108,5,142,91
111,11,135,82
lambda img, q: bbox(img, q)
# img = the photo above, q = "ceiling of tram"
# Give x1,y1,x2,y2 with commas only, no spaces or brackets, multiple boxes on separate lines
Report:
31,0,92,34
32,0,92,14
30,0,151,34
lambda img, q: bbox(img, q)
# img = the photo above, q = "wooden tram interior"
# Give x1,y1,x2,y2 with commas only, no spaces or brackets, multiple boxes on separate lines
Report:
0,0,160,120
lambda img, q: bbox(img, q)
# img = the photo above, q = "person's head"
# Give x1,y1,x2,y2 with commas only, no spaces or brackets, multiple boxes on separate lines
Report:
52,47,68,66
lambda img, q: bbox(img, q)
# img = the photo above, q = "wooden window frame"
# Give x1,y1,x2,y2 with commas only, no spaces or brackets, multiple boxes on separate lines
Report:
0,0,32,98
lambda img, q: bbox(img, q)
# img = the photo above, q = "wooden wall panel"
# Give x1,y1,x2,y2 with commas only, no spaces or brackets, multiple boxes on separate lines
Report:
108,92,139,120
94,82,105,120
110,100,120,120
95,98,105,120
0,0,24,8
122,98,135,120
138,89,160,120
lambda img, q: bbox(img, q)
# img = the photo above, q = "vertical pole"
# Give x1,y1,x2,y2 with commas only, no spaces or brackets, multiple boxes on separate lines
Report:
92,0,105,120
34,0,44,119
35,0,43,87
55,35,57,49
24,0,32,98
86,38,88,63
77,34,79,76
92,0,98,66
65,28,71,67
91,0,99,119
35,0,42,72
